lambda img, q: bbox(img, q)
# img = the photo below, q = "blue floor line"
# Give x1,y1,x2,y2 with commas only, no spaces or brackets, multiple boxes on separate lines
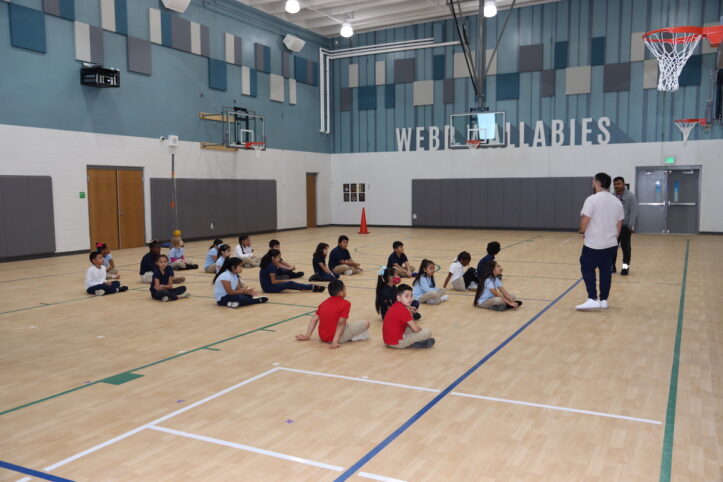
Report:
335,277,583,481
0,460,75,481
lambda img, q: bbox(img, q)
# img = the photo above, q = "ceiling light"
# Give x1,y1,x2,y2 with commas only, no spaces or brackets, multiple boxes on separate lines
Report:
483,0,497,17
285,0,300,14
340,22,354,38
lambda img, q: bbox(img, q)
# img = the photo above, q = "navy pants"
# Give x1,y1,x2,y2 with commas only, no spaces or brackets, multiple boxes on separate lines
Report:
217,294,258,306
151,286,186,301
263,281,313,293
612,225,632,267
580,245,617,301
312,272,338,282
87,281,119,295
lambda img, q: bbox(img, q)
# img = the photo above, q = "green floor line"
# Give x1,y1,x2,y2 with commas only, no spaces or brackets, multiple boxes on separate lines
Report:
100,372,144,385
659,239,690,482
202,347,221,351
0,309,314,417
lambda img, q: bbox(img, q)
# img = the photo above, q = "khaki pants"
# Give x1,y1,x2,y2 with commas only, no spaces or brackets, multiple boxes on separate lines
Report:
387,327,433,349
107,268,118,275
204,265,216,273
394,265,416,277
451,277,466,291
333,265,361,275
418,288,445,304
171,260,187,270
337,320,370,343
240,255,260,268
140,271,153,284
478,292,516,309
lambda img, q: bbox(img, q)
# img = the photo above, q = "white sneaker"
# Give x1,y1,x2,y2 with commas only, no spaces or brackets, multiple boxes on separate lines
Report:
469,282,478,291
178,292,190,299
161,296,170,302
440,295,449,302
576,299,601,310
350,331,370,341
227,301,240,308
344,269,353,276
600,300,608,309
94,289,105,296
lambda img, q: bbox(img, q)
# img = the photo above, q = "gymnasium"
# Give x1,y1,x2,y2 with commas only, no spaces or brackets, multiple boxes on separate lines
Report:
1,0,722,479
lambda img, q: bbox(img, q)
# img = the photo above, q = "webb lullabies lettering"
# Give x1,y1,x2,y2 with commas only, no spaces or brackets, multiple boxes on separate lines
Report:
395,117,612,151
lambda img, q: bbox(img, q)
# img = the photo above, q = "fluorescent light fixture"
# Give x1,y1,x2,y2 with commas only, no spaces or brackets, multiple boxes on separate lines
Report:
340,22,354,38
285,0,300,14
483,0,497,17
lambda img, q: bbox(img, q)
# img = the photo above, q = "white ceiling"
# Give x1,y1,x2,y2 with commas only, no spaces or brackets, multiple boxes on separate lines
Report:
239,0,558,38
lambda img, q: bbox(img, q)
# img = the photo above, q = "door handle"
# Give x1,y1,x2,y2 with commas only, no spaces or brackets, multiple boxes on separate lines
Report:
639,202,665,206
668,202,696,206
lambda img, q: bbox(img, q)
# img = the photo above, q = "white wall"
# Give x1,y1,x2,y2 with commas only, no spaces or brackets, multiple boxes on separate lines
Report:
330,140,723,233
0,125,332,253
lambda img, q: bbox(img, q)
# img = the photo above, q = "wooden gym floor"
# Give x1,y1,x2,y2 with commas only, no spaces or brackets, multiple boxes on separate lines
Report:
0,227,721,481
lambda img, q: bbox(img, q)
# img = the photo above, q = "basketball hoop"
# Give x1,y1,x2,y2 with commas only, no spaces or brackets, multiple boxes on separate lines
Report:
244,141,265,158
674,118,707,143
643,26,723,92
465,140,482,150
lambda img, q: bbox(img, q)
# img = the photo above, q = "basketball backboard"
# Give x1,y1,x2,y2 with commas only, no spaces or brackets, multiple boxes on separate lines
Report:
449,111,506,148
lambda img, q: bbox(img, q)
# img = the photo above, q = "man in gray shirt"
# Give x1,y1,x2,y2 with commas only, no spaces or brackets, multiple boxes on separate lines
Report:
612,176,638,276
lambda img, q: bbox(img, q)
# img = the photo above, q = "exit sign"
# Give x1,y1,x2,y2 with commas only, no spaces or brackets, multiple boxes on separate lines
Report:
665,157,676,164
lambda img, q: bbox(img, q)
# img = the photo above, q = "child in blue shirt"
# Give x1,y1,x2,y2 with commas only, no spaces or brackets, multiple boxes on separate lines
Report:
214,257,268,308
259,249,326,294
215,244,232,273
412,259,448,305
169,232,198,270
96,242,119,279
476,241,501,281
328,235,363,275
204,239,223,273
474,260,521,311
309,242,339,282
150,254,190,302
387,241,416,278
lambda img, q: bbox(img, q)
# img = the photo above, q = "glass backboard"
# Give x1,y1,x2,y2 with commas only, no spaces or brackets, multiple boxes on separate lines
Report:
449,111,506,148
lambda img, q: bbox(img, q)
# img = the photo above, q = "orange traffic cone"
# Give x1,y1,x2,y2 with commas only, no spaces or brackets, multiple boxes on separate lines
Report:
358,208,369,234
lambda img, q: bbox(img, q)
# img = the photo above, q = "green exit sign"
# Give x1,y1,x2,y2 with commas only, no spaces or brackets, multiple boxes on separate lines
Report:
79,192,86,198
665,157,676,164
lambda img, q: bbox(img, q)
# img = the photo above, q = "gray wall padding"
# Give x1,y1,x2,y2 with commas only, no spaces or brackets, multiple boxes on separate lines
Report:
394,58,415,83
0,176,55,258
443,78,455,104
340,87,352,111
127,36,152,75
171,16,191,53
411,177,591,230
518,44,544,72
150,179,277,241
603,62,631,92
89,25,104,65
541,69,555,97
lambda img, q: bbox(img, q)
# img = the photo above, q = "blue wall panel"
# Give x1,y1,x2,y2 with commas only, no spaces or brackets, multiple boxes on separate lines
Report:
359,86,376,110
59,0,74,20
496,73,520,100
114,0,128,36
554,41,568,69
208,58,227,91
679,54,702,86
433,54,445,80
591,37,605,66
8,4,46,54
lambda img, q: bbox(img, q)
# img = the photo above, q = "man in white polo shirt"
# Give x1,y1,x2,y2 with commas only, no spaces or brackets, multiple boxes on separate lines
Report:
576,172,624,310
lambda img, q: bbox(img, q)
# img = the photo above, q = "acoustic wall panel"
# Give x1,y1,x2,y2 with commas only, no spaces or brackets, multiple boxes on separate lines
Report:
43,0,74,20
75,22,103,64
269,73,284,102
519,44,543,72
43,0,60,17
630,32,646,61
0,176,55,258
443,78,455,104
241,66,257,97
554,41,568,69
149,8,161,44
541,69,555,97
454,51,475,78
433,55,445,80
348,63,359,88
9,4,46,54
100,0,127,34
591,37,605,66
190,21,201,55
413,80,433,106
375,60,386,85
208,58,227,91
224,33,242,65
358,86,376,110
394,58,415,83
200,25,209,57
643,59,658,89
485,48,497,75
603,62,630,92
255,43,271,73
289,79,297,104
127,36,151,75
679,54,702,86
566,66,591,95
340,88,352,111
385,84,395,108
282,51,291,78
496,73,519,100
160,11,172,47
171,16,191,53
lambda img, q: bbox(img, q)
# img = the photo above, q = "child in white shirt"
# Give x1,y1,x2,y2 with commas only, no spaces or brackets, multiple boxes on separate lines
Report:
86,251,128,296
443,251,478,291
235,234,260,268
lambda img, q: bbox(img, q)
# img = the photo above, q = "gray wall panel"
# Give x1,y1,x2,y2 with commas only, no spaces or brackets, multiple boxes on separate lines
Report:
486,181,504,227
553,178,574,229
572,178,592,228
502,179,521,228
259,180,277,232
470,179,488,227
411,180,425,226
171,16,191,53
127,36,152,76
1,176,56,257
454,179,472,227
426,180,442,226
519,178,538,228
28,177,55,254
440,179,456,226
536,178,555,228
0,179,7,257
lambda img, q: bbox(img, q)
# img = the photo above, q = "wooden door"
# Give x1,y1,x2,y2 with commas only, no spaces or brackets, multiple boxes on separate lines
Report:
306,173,317,228
87,168,119,250
117,170,146,248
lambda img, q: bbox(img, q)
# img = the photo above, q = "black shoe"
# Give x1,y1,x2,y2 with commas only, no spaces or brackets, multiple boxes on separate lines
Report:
290,272,304,279
515,300,522,307
255,296,269,303
118,286,129,292
312,285,326,293
308,274,320,282
188,264,199,270
412,312,422,320
621,268,629,276
410,338,435,349
490,304,507,311
611,266,617,273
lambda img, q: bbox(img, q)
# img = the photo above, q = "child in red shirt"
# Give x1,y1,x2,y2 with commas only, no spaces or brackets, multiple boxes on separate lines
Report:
383,284,435,349
296,280,370,349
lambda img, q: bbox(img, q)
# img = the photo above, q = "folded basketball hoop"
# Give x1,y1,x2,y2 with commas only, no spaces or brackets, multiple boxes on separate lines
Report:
244,141,265,158
643,26,723,92
674,118,707,143
465,140,482,150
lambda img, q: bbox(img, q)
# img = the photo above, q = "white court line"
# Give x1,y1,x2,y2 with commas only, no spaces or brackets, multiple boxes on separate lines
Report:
560,234,581,244
358,472,407,482
450,392,661,425
278,367,661,425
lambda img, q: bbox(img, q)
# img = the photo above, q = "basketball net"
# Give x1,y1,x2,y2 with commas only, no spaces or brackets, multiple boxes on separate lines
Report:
643,27,703,92
674,119,706,143
244,142,265,158
465,140,482,150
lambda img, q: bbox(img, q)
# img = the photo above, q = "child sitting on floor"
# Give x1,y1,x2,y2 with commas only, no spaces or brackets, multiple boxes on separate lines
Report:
296,280,370,349
140,240,162,283
169,230,198,270
443,251,478,291
204,239,223,273
382,284,434,349
387,241,416,278
412,259,448,305
215,244,232,273
474,261,521,311
86,251,128,296
235,234,261,268
309,243,339,282
375,266,420,320
150,254,190,302
213,257,268,308
269,239,304,279
259,249,325,294
96,242,119,280
476,241,501,280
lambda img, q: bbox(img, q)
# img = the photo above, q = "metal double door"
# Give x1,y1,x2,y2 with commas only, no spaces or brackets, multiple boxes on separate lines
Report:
635,166,700,234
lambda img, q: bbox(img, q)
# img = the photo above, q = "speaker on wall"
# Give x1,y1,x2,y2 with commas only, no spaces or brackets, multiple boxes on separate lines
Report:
162,0,191,13
283,34,306,53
